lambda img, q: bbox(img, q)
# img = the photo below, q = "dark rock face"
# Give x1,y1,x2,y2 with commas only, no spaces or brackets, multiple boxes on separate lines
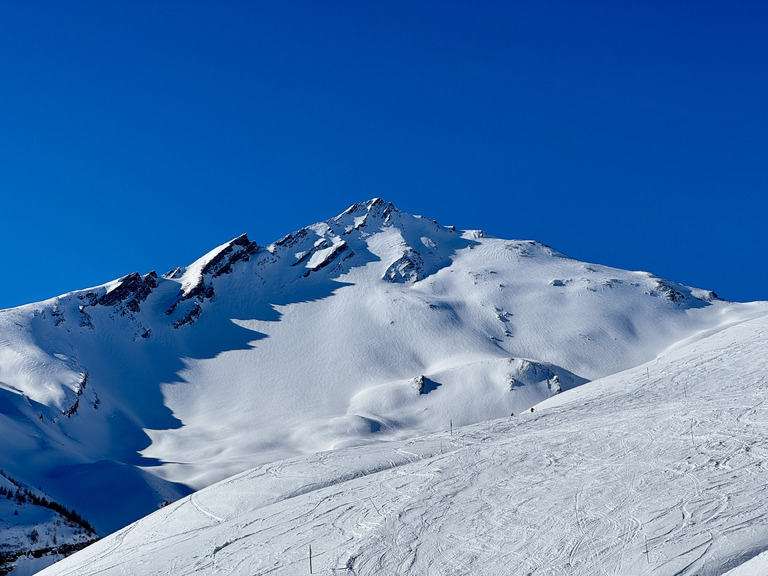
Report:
60,234,260,331
699,290,722,302
166,234,260,326
200,234,260,279
305,241,349,274
51,306,65,326
173,301,202,328
62,374,88,418
180,235,260,305
78,307,94,329
165,267,185,279
97,272,158,313
411,375,442,395
275,229,308,248
383,249,425,283
340,198,397,221
335,198,398,232
181,279,215,302
653,280,689,304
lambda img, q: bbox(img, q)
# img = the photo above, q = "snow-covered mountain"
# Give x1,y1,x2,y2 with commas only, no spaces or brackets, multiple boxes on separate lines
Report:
0,199,759,570
37,305,768,575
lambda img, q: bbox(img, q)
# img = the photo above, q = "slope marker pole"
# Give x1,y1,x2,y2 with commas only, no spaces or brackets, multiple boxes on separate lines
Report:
644,536,650,564
309,544,313,574
690,422,695,446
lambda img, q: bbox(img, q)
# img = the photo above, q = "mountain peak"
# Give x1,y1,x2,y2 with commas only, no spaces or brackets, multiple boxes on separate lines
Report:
338,198,398,222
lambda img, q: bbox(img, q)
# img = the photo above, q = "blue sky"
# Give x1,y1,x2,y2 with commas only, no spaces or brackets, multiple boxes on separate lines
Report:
1,1,765,308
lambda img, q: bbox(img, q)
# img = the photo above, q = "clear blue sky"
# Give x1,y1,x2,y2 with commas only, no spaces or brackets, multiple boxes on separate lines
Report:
1,1,765,308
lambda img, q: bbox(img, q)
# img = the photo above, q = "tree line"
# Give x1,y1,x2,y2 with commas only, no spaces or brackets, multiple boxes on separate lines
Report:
0,476,96,534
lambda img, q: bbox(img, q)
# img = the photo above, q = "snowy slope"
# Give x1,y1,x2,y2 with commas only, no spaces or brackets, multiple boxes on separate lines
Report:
0,199,756,537
38,308,768,575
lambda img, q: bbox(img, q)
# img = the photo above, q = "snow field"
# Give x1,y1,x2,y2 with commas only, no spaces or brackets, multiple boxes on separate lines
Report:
40,311,768,575
0,199,762,550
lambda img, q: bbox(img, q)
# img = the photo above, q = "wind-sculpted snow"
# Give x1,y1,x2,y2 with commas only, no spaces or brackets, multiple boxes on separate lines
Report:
39,310,768,575
0,199,759,547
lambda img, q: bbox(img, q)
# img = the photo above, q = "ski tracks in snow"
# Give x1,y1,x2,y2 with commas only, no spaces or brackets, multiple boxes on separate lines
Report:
191,494,224,523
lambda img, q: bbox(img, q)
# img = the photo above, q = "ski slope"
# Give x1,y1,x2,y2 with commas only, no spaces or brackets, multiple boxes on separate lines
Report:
40,307,768,575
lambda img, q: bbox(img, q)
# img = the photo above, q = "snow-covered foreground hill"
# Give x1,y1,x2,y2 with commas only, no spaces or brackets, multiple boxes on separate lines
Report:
0,199,760,548
39,308,768,575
